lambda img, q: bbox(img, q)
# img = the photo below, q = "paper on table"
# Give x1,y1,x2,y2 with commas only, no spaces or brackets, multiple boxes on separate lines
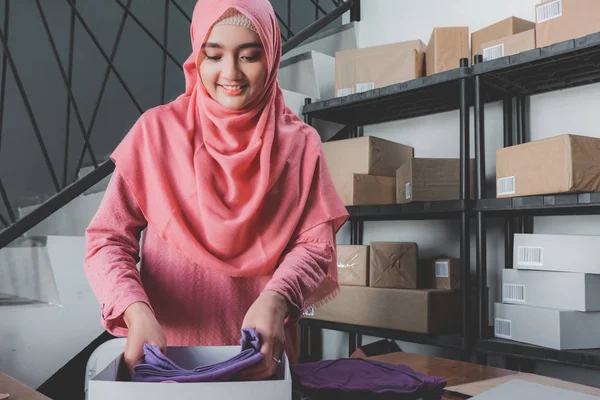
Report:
446,373,600,397
468,380,600,400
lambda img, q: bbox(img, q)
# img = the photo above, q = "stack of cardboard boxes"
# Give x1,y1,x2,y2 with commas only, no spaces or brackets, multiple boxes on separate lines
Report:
308,241,462,335
323,136,474,207
470,1,600,63
314,0,600,340
322,136,413,206
308,136,469,335
493,134,600,349
495,234,600,350
331,2,600,95
334,30,469,95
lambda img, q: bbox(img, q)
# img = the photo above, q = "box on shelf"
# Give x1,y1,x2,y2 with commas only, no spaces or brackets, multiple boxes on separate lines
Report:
334,173,396,206
480,29,536,62
334,40,426,96
513,233,600,274
323,136,413,206
88,346,291,400
494,302,600,350
471,16,535,63
429,257,461,290
323,136,414,177
369,242,419,289
337,245,369,286
496,134,600,198
396,158,475,204
307,285,461,334
535,0,600,48
426,27,469,75
502,268,600,312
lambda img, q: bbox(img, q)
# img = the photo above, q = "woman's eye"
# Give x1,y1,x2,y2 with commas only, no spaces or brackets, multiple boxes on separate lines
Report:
241,54,260,62
205,55,221,61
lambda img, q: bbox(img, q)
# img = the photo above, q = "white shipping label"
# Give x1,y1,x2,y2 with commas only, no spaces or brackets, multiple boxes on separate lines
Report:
337,88,354,97
495,318,512,339
517,246,543,266
483,44,505,62
435,261,450,278
497,176,515,196
355,82,375,93
537,0,562,23
503,284,526,303
405,182,412,200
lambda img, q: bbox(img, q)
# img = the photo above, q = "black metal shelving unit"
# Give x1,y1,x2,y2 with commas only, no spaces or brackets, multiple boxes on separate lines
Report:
299,60,474,362
472,32,600,370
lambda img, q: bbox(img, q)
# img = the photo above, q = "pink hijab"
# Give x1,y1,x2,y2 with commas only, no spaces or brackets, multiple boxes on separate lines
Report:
110,0,348,308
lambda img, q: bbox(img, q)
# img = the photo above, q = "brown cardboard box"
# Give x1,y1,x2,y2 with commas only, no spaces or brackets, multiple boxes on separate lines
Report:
306,286,461,334
323,136,413,205
496,134,600,198
536,0,600,48
337,245,369,286
426,27,469,75
430,257,461,290
481,29,536,62
369,242,418,289
471,17,535,63
396,158,476,204
335,40,426,96
323,136,414,177
335,173,396,206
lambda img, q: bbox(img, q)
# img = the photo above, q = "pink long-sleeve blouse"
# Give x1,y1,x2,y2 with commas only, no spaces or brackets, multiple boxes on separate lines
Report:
84,168,336,363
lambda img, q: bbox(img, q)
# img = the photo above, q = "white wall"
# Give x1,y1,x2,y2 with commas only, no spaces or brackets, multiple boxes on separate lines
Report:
332,0,600,386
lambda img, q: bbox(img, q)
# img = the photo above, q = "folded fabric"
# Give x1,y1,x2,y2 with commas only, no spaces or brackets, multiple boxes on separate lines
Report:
132,327,263,383
292,358,446,399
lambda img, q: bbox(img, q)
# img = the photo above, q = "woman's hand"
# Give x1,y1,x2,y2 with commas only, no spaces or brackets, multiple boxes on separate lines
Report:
240,291,290,381
123,302,167,377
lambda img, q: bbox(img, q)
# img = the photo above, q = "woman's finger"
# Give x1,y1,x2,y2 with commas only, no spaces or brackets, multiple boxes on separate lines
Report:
242,337,277,380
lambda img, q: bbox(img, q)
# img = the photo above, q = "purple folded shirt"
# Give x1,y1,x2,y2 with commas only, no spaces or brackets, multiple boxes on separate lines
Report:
292,358,446,398
132,328,263,383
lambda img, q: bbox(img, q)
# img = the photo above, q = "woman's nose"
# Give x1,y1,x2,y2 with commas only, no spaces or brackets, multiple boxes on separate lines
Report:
222,56,242,80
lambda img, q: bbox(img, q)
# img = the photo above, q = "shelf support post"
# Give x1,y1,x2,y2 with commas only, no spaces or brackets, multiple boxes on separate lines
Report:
474,55,488,349
503,97,514,269
459,58,471,359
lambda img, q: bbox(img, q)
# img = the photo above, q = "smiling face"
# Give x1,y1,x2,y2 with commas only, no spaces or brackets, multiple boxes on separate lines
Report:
198,25,268,110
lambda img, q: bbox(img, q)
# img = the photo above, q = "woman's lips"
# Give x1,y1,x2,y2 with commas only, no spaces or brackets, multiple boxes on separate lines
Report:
219,84,247,96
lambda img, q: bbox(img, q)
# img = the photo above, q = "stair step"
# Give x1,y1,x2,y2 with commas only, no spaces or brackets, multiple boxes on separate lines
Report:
18,190,105,237
0,293,48,306
0,236,103,389
282,22,357,60
282,89,344,143
78,166,112,196
279,51,336,100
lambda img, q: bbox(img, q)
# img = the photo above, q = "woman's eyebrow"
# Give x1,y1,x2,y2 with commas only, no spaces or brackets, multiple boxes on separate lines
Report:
201,42,262,50
238,42,263,49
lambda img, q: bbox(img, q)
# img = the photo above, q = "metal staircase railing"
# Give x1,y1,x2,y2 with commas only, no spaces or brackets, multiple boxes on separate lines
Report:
0,0,360,247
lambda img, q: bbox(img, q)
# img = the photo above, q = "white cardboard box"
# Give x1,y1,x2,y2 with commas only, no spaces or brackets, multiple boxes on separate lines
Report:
494,303,600,350
88,346,291,400
513,234,600,274
502,269,600,311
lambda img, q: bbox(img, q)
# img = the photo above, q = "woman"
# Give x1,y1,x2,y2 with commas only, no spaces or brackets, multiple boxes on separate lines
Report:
84,0,348,381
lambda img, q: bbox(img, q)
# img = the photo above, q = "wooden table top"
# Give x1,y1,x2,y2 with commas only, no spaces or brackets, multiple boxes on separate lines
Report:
1,352,516,400
369,352,517,399
0,372,50,400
